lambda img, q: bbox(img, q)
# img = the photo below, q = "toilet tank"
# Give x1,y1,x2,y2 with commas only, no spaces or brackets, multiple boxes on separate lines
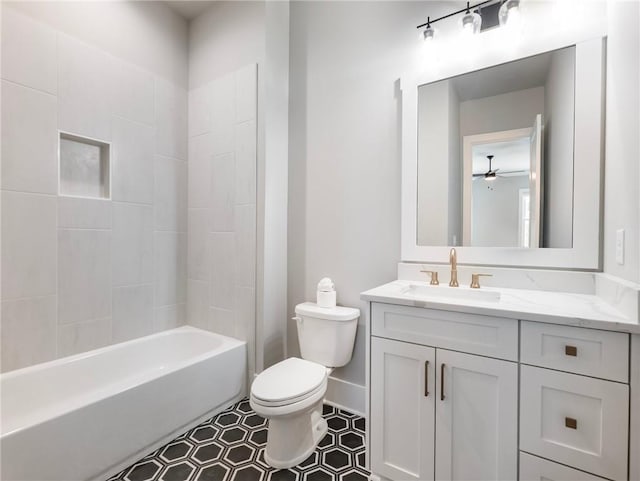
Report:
294,302,360,368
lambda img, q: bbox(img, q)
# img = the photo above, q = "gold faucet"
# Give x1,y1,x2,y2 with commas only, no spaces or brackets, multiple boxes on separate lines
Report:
449,248,459,287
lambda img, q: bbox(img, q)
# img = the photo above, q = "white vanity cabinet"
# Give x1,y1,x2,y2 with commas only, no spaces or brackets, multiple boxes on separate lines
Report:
369,303,519,481
367,301,633,481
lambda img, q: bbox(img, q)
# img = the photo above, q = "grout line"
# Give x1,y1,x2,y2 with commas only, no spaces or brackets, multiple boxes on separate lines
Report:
0,189,57,197
0,77,57,97
57,227,111,232
112,283,154,290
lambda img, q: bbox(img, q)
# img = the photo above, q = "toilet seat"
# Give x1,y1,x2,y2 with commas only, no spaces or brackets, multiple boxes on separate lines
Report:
251,357,327,407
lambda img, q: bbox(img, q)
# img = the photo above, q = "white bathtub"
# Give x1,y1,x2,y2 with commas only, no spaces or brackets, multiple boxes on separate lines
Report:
0,326,246,481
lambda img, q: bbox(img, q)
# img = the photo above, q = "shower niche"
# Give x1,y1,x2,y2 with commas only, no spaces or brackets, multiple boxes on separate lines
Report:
59,131,111,199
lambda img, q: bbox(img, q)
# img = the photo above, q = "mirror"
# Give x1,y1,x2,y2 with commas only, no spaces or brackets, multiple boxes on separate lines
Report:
416,46,576,249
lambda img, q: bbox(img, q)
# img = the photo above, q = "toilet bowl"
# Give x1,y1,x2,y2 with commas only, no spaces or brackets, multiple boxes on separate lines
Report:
250,357,329,468
250,302,360,469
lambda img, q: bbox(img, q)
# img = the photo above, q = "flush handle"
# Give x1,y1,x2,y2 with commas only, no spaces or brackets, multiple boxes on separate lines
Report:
424,361,429,397
565,417,578,429
565,345,578,357
292,316,302,324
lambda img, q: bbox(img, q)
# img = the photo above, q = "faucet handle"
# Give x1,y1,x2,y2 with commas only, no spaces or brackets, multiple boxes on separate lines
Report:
470,273,492,289
420,269,440,286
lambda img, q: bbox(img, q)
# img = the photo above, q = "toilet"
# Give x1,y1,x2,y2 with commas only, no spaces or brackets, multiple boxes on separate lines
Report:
250,302,360,469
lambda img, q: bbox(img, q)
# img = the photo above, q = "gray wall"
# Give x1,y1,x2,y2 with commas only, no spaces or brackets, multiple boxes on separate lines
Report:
1,3,189,372
417,80,455,246
604,1,640,282
459,87,545,137
288,1,437,387
472,175,529,247
187,3,263,383
543,47,575,248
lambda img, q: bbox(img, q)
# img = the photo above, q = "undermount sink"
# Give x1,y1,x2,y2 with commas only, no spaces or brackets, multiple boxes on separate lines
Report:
401,283,501,302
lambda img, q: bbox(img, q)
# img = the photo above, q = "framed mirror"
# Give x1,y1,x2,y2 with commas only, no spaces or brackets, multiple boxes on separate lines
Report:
401,37,605,269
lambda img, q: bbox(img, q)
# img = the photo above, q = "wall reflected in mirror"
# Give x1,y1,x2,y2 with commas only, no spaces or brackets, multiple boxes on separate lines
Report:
417,46,575,248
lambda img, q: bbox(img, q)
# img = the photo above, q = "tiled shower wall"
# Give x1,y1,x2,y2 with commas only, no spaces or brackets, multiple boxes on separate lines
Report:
1,7,188,372
186,65,258,380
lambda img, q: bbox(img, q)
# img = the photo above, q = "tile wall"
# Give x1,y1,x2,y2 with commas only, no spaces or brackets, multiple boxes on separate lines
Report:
186,65,258,380
1,7,188,371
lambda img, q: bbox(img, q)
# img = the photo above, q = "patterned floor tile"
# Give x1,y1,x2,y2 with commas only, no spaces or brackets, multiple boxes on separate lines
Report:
109,400,368,481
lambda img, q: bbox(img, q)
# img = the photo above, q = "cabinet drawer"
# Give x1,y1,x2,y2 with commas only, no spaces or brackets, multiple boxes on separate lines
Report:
521,321,629,382
371,303,518,361
519,452,608,481
520,366,629,481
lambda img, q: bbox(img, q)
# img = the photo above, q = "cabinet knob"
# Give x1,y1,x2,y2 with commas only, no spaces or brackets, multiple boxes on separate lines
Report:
565,417,578,429
565,345,578,357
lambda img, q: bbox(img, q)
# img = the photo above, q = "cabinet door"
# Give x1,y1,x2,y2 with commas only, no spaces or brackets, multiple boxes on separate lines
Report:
434,349,518,481
371,337,436,480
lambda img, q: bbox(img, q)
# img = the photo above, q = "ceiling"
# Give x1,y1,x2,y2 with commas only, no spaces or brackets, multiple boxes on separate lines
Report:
472,137,531,175
164,1,217,20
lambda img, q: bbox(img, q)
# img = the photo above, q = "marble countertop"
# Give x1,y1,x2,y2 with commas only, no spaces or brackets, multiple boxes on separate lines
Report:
361,280,640,334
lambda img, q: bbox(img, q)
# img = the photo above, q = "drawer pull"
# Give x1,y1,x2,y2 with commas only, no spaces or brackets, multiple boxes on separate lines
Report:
565,345,578,356
565,417,578,429
440,363,446,401
424,361,429,397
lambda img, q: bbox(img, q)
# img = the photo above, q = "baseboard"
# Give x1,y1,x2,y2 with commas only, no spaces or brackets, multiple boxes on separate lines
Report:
324,376,366,416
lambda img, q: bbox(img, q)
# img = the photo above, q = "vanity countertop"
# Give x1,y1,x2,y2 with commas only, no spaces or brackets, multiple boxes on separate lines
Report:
361,280,640,334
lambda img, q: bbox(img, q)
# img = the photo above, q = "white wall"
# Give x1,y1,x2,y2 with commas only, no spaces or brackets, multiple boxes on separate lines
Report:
187,1,291,381
604,0,640,283
448,82,461,245
543,47,575,248
186,64,259,385
288,1,435,389
189,1,265,89
1,3,188,372
261,0,290,371
287,0,634,400
472,175,529,247
459,87,545,137
187,4,263,384
2,1,187,88
417,80,452,246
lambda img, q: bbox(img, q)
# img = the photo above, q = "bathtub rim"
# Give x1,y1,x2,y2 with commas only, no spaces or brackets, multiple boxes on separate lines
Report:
1,326,247,438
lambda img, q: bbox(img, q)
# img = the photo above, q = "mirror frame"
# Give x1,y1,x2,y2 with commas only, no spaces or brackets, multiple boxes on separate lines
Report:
401,36,605,269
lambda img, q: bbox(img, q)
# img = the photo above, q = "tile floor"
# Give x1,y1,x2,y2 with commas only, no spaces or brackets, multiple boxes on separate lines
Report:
108,399,369,481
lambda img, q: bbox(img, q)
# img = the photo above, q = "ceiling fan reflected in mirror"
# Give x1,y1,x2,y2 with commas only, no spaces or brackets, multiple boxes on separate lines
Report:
472,155,527,181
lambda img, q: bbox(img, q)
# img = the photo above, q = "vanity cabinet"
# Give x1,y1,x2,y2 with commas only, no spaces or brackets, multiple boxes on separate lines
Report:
370,304,518,481
367,302,632,481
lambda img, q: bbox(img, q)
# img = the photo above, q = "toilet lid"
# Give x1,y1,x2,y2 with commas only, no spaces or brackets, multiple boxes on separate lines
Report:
252,358,327,404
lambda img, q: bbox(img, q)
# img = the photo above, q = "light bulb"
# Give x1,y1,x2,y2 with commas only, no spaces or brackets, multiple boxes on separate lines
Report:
423,24,435,42
499,0,521,27
460,10,482,35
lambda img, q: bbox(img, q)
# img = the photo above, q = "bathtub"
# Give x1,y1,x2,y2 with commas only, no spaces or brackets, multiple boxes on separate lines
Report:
0,326,246,481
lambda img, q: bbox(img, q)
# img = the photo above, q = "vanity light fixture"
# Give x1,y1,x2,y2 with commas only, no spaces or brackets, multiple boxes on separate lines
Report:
417,0,522,43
